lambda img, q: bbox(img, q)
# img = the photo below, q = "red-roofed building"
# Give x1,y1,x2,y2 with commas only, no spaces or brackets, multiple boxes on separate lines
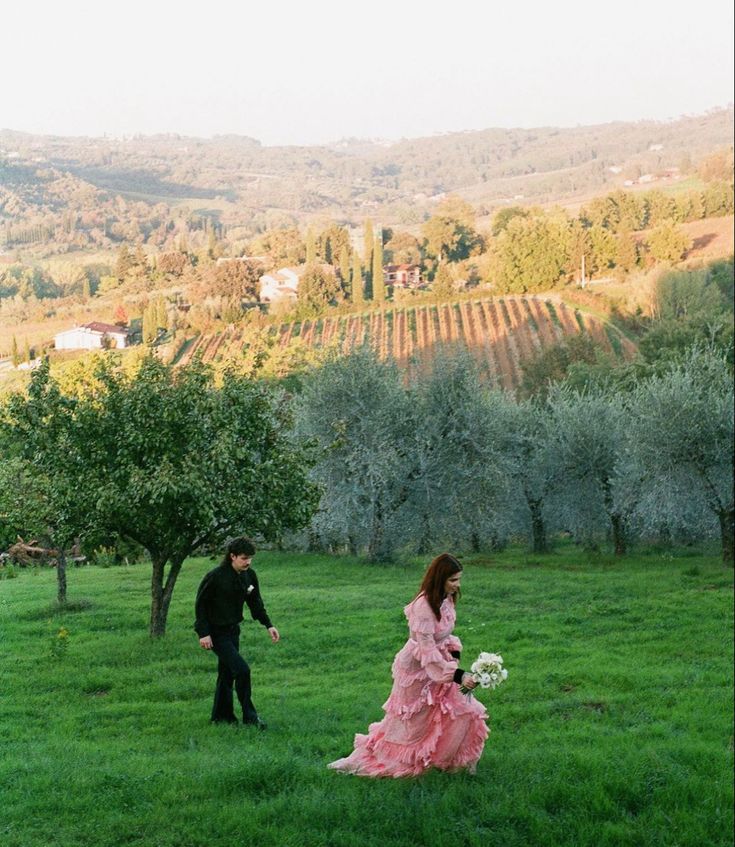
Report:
383,264,423,289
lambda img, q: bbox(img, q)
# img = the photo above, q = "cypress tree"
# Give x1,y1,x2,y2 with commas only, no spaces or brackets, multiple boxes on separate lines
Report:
142,307,156,344
372,236,385,302
432,262,455,300
207,228,218,259
156,297,168,331
352,253,364,305
615,224,638,276
115,245,132,281
11,335,19,367
339,246,351,295
363,219,374,296
363,219,374,267
306,228,317,265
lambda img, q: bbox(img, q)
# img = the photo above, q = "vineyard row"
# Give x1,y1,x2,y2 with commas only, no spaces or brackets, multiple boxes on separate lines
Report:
176,296,637,389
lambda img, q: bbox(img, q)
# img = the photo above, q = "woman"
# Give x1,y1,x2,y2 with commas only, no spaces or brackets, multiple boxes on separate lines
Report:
328,553,488,777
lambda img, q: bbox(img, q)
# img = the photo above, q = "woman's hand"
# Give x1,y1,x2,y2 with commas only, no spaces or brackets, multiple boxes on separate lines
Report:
461,672,478,690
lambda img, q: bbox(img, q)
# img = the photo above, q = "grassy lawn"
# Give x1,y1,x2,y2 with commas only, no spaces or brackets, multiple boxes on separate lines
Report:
1,545,732,847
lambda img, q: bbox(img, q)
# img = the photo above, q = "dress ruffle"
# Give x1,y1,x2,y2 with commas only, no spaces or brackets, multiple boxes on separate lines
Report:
328,596,489,778
328,701,488,777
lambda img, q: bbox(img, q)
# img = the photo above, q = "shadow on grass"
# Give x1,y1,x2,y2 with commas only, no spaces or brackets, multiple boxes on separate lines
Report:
22,598,94,620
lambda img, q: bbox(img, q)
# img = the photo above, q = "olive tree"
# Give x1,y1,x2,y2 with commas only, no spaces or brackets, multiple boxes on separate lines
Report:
402,351,514,553
544,387,629,554
624,348,734,564
298,348,524,558
296,348,412,561
496,397,559,554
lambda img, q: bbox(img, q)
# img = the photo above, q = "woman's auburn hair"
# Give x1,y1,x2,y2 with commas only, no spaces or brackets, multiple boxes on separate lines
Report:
415,553,463,620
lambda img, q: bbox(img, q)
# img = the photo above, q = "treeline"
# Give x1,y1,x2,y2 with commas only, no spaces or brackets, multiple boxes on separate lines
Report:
1,115,732,262
2,109,732,227
1,343,731,600
487,180,734,293
294,344,733,565
0,164,226,256
288,261,733,562
1,264,732,639
517,259,734,399
237,181,735,316
241,181,733,314
1,171,732,361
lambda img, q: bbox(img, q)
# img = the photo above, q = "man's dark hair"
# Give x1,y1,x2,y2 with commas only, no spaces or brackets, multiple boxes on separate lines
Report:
221,537,256,566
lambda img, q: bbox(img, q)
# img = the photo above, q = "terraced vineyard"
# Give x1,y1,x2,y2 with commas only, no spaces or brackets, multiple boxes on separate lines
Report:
176,296,637,389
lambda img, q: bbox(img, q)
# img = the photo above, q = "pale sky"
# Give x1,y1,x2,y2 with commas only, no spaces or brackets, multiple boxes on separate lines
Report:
3,0,733,146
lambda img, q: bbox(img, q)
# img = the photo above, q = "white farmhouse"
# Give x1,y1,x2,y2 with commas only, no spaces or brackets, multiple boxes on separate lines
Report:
54,322,130,350
258,267,303,303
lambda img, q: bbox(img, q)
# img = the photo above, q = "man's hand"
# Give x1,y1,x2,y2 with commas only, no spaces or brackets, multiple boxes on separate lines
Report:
199,636,213,650
267,627,280,643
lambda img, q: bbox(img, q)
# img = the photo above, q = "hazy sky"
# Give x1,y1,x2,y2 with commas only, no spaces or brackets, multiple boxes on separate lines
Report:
4,0,733,146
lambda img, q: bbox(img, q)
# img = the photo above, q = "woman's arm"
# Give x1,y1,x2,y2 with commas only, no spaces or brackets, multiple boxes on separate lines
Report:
410,598,460,683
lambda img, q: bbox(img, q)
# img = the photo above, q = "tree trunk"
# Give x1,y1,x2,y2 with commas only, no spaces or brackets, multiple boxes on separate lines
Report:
611,513,627,557
528,498,549,554
367,502,391,562
657,523,673,550
416,513,432,555
602,479,626,557
56,549,67,605
149,556,183,637
719,507,734,567
307,527,322,553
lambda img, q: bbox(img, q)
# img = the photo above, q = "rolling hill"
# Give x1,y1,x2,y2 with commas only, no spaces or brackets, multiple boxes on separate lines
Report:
2,107,732,246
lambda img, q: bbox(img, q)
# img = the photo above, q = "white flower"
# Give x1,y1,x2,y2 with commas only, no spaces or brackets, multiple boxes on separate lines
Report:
247,585,255,594
463,649,508,692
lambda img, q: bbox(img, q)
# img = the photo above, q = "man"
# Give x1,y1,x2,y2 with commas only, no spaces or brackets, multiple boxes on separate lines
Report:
194,537,279,728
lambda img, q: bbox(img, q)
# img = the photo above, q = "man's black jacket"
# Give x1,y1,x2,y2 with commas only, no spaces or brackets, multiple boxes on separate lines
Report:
194,564,272,638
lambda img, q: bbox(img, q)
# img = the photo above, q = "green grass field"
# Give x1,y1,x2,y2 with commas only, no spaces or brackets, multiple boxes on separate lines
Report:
1,546,732,847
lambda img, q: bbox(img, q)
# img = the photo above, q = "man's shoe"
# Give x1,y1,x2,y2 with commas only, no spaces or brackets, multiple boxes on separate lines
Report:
243,718,268,731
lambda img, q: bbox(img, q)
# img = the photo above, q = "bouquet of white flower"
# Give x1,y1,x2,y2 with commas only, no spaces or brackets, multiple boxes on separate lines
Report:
460,651,508,695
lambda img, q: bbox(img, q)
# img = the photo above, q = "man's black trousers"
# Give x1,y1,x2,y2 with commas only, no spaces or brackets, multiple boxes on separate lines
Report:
210,624,258,724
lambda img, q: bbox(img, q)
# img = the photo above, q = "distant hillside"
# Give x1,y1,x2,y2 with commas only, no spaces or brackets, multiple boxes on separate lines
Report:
1,108,732,244
675,214,734,262
176,296,636,390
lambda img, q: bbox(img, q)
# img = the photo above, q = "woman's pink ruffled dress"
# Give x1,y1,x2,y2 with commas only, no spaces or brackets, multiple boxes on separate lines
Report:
328,595,488,777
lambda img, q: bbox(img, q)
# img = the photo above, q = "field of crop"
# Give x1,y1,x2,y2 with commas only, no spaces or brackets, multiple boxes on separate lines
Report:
177,296,636,388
